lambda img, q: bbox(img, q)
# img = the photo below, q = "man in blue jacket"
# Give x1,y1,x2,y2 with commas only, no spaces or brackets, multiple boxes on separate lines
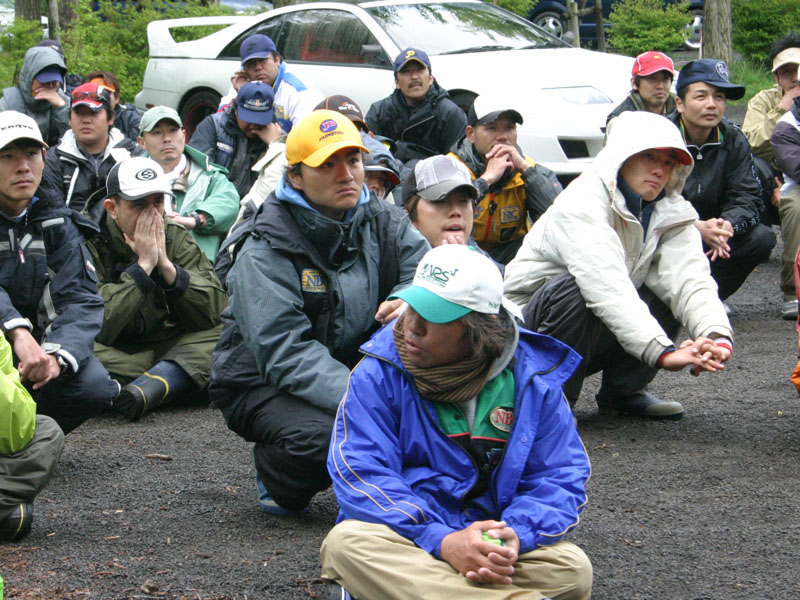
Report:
323,244,592,600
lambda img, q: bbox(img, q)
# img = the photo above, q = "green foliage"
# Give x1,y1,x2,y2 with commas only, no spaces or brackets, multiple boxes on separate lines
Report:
606,0,692,57
727,56,777,106
731,0,800,66
0,0,235,102
0,20,49,88
494,0,534,18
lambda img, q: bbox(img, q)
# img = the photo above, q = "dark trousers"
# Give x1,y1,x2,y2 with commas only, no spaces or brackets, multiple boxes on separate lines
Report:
30,355,118,434
523,272,681,405
218,386,333,511
708,223,775,300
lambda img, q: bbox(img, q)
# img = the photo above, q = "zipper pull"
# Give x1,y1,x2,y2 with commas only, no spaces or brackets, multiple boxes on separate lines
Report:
18,249,25,264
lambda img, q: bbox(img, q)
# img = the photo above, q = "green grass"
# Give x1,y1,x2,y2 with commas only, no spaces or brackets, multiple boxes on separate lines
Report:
728,56,775,105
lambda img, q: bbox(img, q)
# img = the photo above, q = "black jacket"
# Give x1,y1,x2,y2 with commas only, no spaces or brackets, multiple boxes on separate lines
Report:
0,190,104,374
40,128,141,217
113,103,142,141
365,81,467,164
189,105,266,199
668,113,762,234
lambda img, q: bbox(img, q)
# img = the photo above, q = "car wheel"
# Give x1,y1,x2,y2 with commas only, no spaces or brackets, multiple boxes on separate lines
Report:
179,89,222,139
532,10,565,38
682,10,702,50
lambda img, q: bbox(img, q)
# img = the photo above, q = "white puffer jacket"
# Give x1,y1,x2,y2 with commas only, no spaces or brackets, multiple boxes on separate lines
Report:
504,111,732,367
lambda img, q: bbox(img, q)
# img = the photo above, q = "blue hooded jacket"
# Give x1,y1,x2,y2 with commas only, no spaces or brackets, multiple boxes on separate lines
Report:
328,321,590,557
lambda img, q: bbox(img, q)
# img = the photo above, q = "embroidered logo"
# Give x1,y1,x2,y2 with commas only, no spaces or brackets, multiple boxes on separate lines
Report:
418,262,458,287
320,119,338,133
135,168,157,181
715,61,730,81
301,269,327,293
405,49,416,59
499,206,520,224
490,407,514,432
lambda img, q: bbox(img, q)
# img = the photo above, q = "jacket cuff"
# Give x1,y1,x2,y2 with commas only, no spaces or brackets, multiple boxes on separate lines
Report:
124,263,157,295
473,177,490,200
2,317,33,334
642,336,675,368
161,264,189,297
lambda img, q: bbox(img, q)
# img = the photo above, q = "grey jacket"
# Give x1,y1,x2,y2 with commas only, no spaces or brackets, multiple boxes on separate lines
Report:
0,47,70,146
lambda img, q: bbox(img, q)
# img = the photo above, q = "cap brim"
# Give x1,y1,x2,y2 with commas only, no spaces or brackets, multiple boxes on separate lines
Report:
35,72,63,84
141,116,183,132
112,189,175,202
236,106,275,126
418,181,478,202
365,165,401,185
1,135,47,151
241,52,272,65
72,100,104,112
636,66,674,77
475,109,523,126
654,147,693,166
720,84,746,101
397,58,428,72
501,297,523,322
302,140,369,167
389,286,472,324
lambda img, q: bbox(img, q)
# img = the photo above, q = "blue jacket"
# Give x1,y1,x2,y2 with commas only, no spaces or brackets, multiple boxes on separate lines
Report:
328,322,590,557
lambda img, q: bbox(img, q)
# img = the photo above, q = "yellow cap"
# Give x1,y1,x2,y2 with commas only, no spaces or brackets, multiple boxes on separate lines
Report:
286,110,369,167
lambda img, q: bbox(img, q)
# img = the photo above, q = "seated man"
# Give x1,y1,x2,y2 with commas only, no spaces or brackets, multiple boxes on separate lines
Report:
449,95,562,264
667,59,776,302
505,111,733,420
87,157,227,421
41,83,140,215
323,244,592,600
83,70,142,141
0,333,64,542
223,33,323,133
0,111,119,434
743,34,800,318
210,110,429,515
138,106,239,261
366,48,467,165
190,81,282,199
606,50,676,130
0,45,70,147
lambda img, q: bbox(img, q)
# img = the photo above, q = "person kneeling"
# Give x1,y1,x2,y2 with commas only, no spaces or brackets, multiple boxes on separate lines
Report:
86,157,227,421
323,244,592,600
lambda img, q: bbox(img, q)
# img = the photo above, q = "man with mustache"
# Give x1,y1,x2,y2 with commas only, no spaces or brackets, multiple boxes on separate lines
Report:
366,48,467,165
137,106,239,261
210,110,429,516
667,59,776,303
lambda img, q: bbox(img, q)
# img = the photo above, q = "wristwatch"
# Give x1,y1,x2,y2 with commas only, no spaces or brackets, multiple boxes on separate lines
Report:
189,211,205,230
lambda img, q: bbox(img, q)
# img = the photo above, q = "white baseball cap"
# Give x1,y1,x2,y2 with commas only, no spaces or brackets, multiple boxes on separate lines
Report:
105,156,174,202
0,111,47,151
389,244,522,323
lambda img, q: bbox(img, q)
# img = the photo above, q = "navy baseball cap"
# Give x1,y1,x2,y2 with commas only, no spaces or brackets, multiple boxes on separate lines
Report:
393,48,431,74
35,66,64,85
676,59,745,100
240,34,277,65
235,81,275,126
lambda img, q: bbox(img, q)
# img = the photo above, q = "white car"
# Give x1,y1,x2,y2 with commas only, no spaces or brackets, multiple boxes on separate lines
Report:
135,0,633,177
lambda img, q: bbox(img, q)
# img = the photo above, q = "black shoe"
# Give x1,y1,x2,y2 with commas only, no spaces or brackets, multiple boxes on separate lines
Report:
326,582,354,600
596,389,684,421
113,383,150,421
113,361,195,421
0,503,33,541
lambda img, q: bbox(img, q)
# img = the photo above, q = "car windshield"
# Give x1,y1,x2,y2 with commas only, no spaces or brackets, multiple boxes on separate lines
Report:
365,2,566,54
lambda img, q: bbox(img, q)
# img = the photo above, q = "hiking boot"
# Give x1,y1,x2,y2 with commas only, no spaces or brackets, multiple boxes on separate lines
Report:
596,388,684,421
113,360,195,421
256,474,308,517
326,582,354,600
781,299,798,321
0,503,33,541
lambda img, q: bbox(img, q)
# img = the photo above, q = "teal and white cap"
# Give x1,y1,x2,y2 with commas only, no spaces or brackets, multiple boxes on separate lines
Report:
389,244,522,323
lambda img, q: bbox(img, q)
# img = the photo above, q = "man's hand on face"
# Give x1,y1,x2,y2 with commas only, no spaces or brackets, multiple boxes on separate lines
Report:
440,520,520,585
695,218,733,261
778,85,800,112
125,206,160,274
483,151,514,186
9,327,60,388
32,85,65,108
487,144,528,174
231,70,249,93
154,209,177,286
254,121,283,145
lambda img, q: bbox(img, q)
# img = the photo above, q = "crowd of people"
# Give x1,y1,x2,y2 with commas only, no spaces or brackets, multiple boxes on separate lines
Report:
1,29,799,599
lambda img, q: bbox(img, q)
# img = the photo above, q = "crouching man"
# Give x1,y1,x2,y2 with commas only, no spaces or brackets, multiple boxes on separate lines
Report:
323,244,592,600
505,111,733,420
87,157,227,420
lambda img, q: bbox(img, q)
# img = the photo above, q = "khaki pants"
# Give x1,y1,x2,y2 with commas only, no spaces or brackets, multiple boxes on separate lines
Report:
321,520,592,600
780,187,800,300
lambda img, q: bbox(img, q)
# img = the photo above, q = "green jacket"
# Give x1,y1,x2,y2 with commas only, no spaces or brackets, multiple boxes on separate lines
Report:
0,335,36,455
86,214,227,348
158,145,240,261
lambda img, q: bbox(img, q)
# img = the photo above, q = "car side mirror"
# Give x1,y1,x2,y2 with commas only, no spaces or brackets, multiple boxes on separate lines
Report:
362,44,392,67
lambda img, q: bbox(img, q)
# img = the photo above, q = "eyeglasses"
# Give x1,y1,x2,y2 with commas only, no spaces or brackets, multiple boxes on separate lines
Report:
72,89,107,102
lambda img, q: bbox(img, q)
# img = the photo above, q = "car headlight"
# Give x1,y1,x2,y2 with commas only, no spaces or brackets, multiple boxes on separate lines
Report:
539,86,613,105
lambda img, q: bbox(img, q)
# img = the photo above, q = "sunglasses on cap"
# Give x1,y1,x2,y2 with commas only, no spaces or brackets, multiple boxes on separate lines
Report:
72,89,109,102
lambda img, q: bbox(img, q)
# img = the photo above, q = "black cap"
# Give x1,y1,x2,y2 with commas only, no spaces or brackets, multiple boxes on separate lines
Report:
676,59,745,100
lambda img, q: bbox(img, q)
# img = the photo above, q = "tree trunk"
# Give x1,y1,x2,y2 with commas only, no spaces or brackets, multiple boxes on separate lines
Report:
16,0,41,21
702,0,732,64
566,0,580,47
594,0,606,53
58,0,79,30
48,0,60,40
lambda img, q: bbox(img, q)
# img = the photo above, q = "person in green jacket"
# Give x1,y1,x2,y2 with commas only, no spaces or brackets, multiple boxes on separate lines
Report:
0,334,65,541
137,106,240,261
85,156,228,421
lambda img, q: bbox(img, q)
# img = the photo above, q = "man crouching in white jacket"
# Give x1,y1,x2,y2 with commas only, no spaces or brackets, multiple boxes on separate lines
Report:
504,111,732,420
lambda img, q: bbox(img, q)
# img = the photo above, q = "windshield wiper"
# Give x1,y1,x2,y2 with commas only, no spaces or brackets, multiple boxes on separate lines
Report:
439,45,514,55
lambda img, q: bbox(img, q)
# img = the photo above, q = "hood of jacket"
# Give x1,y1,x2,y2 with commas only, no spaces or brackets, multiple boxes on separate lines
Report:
594,110,694,201
18,46,68,108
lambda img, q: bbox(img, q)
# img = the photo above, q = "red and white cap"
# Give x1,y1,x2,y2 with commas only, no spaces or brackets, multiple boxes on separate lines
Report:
632,51,675,77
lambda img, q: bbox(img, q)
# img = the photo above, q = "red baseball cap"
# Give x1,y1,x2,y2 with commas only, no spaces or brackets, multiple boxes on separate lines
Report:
632,51,675,77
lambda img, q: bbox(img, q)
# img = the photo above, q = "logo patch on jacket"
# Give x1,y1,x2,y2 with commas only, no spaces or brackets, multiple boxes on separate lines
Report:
490,407,514,432
499,206,520,224
301,269,327,293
